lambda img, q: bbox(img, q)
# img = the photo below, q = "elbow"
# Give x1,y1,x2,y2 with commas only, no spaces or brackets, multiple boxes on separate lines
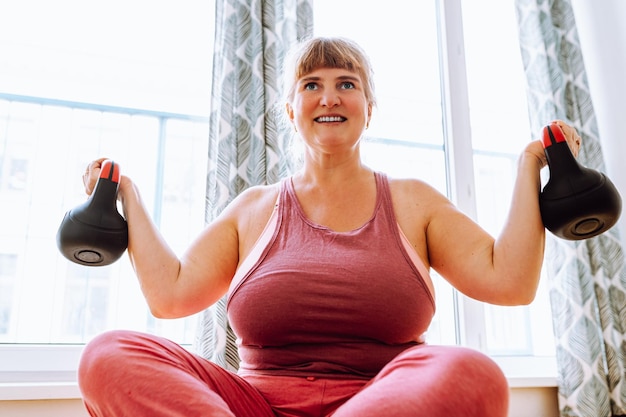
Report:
498,283,538,306
510,291,536,306
148,304,173,319
146,297,182,319
146,292,208,319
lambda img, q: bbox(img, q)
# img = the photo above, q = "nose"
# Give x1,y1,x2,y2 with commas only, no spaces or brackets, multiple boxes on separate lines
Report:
320,90,340,107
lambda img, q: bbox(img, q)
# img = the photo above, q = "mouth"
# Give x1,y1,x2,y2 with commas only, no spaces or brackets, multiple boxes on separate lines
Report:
315,116,346,123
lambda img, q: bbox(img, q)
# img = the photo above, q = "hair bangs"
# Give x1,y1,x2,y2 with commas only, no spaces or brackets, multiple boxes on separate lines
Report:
295,38,362,79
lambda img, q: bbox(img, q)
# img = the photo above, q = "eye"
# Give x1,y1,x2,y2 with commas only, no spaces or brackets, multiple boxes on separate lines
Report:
303,82,318,91
339,81,355,89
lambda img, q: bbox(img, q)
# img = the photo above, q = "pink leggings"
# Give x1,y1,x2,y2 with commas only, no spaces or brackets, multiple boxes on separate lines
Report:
78,330,509,417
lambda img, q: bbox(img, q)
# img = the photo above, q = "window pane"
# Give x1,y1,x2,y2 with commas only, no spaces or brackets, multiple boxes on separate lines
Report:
0,1,214,115
0,99,209,344
0,0,214,345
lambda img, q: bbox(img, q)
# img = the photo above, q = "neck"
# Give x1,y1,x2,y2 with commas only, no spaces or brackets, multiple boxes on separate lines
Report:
299,158,370,183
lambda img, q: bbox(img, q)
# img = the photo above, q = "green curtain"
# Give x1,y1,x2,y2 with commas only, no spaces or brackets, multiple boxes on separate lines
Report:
194,0,313,371
515,0,626,415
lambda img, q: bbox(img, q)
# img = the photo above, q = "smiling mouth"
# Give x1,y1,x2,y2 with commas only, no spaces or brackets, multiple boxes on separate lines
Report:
315,116,346,123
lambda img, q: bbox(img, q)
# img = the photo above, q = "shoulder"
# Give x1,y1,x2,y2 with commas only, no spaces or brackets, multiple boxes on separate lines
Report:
234,182,281,205
221,182,282,257
219,182,281,216
386,176,451,215
383,176,455,268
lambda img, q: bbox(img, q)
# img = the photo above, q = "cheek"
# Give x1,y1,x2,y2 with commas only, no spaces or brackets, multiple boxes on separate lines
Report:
292,97,316,120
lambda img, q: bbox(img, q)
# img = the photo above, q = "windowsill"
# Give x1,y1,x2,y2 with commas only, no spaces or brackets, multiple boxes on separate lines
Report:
493,355,557,388
0,344,84,401
0,381,81,401
0,345,557,401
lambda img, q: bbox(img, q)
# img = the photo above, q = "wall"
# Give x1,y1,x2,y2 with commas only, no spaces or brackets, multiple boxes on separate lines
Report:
572,0,626,238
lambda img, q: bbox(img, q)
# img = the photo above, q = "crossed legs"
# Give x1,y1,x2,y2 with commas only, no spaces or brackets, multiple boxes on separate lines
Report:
79,330,508,417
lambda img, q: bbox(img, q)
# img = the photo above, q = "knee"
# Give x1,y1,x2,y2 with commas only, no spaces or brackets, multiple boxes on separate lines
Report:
391,345,509,416
445,346,508,389
78,330,143,397
427,346,509,416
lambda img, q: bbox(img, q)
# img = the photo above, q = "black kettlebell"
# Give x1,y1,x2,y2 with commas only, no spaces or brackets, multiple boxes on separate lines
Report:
57,160,128,266
539,123,622,240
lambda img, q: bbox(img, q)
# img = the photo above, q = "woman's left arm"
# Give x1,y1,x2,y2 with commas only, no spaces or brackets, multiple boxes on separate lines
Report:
427,122,580,305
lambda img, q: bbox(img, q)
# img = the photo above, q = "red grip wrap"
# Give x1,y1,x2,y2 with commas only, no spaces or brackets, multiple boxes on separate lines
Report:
99,160,120,183
542,123,567,148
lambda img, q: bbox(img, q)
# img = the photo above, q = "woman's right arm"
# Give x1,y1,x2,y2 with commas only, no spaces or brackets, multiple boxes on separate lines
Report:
84,159,239,319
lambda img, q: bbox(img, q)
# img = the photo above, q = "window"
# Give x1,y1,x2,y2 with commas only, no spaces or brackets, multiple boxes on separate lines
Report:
0,0,556,393
0,101,209,344
0,0,215,349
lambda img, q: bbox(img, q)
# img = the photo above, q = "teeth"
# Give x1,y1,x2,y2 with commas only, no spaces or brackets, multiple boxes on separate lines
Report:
316,116,345,122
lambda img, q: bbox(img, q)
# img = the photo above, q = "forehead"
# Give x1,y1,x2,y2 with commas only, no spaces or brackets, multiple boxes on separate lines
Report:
297,67,362,82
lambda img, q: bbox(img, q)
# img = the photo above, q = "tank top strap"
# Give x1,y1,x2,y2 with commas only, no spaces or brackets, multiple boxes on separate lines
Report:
373,171,397,229
373,171,436,301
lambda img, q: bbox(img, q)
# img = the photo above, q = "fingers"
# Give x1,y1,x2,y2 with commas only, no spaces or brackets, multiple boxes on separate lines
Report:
525,139,549,169
551,120,581,158
83,158,110,195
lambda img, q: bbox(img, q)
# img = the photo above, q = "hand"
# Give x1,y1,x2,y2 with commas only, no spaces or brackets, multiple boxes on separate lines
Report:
82,158,110,196
82,158,131,202
551,119,582,158
524,120,582,170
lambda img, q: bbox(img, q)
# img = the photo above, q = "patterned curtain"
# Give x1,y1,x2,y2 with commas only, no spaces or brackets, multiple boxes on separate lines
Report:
194,0,313,371
514,0,626,416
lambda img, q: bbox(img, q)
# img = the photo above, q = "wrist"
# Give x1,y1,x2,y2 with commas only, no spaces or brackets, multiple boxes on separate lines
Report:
520,140,546,171
117,175,135,204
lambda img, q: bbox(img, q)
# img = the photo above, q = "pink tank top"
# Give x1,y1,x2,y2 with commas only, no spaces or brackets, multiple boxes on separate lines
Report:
227,172,436,378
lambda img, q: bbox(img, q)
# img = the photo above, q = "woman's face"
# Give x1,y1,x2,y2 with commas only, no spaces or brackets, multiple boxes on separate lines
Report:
286,67,372,156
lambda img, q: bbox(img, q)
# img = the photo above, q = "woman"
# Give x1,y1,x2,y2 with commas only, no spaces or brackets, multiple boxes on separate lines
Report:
78,37,581,417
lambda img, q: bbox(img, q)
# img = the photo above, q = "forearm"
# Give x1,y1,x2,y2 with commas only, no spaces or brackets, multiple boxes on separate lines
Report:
119,179,182,311
492,147,546,303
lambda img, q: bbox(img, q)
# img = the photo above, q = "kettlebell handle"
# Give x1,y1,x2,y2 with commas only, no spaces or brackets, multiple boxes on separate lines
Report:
99,159,121,183
541,122,581,178
542,121,567,148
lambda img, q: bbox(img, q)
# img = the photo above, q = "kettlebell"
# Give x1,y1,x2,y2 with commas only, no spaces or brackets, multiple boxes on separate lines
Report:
56,160,128,266
539,123,622,240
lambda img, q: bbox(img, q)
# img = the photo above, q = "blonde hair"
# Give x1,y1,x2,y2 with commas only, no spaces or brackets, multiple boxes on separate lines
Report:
283,37,377,107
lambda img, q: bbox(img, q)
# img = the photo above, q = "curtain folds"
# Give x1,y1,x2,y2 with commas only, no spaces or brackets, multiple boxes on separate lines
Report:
515,0,626,416
194,0,313,371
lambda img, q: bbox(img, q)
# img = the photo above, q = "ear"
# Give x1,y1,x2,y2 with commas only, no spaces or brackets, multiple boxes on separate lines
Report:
366,103,373,128
286,103,294,122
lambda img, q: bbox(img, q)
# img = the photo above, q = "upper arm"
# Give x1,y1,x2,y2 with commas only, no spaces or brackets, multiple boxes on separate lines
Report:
161,185,278,318
392,179,497,301
425,198,497,299
177,213,240,311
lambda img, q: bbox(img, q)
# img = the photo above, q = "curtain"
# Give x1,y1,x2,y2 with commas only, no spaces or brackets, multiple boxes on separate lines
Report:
194,0,313,371
515,0,626,416
195,0,313,370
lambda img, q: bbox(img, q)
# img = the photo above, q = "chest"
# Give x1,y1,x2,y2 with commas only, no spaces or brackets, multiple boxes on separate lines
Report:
228,217,435,347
